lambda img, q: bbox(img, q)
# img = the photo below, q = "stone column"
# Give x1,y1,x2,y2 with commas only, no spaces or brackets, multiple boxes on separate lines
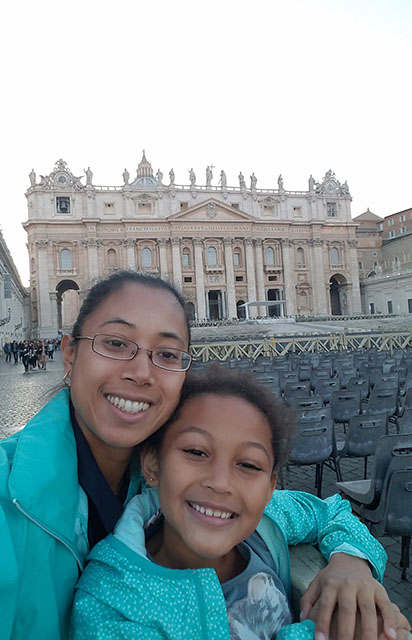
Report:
245,238,257,318
254,239,266,316
281,239,296,316
36,240,53,337
223,238,237,319
194,239,206,320
124,238,136,269
83,239,99,280
158,239,169,280
310,239,327,314
347,239,362,313
171,238,183,291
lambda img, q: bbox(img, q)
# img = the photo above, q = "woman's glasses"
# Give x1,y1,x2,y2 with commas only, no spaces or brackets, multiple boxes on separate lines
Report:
72,334,193,372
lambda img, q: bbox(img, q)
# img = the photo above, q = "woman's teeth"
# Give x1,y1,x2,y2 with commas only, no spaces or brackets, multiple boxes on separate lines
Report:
189,502,233,519
106,395,150,414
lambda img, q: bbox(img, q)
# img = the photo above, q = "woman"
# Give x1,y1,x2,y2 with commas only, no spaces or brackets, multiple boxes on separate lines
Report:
0,271,191,639
0,270,407,639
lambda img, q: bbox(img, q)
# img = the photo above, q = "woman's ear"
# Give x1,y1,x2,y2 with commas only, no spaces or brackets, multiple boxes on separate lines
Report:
141,446,160,486
61,334,76,373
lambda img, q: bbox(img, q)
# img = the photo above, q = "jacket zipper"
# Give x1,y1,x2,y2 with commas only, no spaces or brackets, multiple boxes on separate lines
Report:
13,498,84,570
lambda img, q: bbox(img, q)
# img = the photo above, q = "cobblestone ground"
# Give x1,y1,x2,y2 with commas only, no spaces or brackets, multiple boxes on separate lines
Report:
0,351,410,624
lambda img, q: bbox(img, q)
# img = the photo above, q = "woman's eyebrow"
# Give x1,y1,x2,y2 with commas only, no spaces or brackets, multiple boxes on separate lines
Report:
97,318,185,344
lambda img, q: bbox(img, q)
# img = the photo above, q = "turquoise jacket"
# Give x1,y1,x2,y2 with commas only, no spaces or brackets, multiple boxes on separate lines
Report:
0,389,140,640
72,487,387,640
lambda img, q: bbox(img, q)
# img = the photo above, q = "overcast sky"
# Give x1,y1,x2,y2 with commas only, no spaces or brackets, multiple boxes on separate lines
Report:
1,0,411,286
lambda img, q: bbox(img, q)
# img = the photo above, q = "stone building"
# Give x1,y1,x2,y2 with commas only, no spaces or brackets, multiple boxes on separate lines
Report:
24,154,361,338
0,230,29,350
353,208,412,316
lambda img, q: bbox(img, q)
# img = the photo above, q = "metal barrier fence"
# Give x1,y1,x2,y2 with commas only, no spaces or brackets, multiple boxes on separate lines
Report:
190,332,412,361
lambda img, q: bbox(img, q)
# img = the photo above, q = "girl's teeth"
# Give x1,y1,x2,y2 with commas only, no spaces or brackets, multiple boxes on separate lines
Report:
106,395,150,414
190,502,232,519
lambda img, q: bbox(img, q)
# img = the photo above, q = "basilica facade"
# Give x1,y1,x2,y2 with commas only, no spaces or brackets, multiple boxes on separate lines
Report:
24,154,361,338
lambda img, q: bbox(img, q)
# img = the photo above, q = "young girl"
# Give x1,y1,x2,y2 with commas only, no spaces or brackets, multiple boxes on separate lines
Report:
72,367,409,640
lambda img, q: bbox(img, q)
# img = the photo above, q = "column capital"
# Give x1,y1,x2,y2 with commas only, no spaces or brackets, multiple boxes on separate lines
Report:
254,238,263,247
223,237,233,247
35,240,49,249
281,238,293,247
171,237,181,246
193,238,204,248
158,238,169,247
244,237,254,247
346,239,358,248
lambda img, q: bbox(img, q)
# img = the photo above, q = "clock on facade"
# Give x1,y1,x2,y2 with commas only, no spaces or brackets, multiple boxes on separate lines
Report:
54,172,70,186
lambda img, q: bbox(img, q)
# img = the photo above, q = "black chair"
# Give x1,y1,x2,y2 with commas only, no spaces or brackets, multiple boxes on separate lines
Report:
347,376,370,401
364,388,398,417
283,382,310,404
336,412,388,478
370,373,399,391
397,408,412,434
331,390,361,427
288,418,342,497
279,371,300,394
297,406,332,422
314,379,340,404
293,396,324,412
337,436,412,580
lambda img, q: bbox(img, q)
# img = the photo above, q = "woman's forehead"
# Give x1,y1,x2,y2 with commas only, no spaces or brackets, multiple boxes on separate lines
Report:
84,283,188,340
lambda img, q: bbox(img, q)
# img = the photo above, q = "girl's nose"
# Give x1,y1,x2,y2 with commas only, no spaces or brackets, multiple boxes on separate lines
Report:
202,459,233,494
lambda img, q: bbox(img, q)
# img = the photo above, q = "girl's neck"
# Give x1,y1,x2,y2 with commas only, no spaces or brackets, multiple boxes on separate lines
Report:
148,525,247,583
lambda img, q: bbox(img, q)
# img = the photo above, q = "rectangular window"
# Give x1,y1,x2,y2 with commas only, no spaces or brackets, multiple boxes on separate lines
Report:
388,219,394,226
104,202,115,214
268,275,277,281
231,203,240,210
358,261,363,270
293,206,302,217
4,274,11,298
138,203,152,213
56,196,70,214
180,202,188,211
327,202,337,217
369,302,375,314
389,230,395,239
401,226,407,234
183,276,192,283
408,299,412,313
233,252,240,266
387,300,393,314
235,276,243,282
400,215,406,222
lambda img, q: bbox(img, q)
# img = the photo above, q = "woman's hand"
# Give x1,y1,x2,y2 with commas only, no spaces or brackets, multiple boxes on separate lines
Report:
300,553,411,640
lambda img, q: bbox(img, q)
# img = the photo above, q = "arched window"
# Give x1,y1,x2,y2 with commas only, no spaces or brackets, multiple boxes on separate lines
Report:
233,250,241,267
207,246,217,266
108,248,117,267
142,247,153,267
60,248,72,270
296,247,305,267
266,247,275,265
182,249,190,268
330,247,340,266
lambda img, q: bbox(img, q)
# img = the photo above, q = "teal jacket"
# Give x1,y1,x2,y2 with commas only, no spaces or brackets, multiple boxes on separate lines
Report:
0,389,141,640
72,488,387,640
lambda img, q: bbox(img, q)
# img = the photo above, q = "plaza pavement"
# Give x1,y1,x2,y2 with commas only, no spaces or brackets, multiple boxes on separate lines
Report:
0,346,411,625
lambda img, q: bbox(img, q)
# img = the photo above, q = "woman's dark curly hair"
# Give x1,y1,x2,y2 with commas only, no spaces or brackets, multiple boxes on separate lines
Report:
143,364,295,474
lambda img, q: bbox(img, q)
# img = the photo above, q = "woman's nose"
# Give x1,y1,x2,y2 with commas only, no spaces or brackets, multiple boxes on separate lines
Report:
121,348,155,383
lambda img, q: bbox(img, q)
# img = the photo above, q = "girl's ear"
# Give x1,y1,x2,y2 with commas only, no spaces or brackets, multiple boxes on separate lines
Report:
141,446,160,486
265,471,277,506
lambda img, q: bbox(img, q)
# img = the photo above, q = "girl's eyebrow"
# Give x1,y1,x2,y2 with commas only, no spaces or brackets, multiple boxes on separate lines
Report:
177,426,273,463
96,318,185,345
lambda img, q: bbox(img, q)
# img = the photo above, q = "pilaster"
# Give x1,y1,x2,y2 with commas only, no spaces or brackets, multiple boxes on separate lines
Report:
193,239,206,320
224,238,237,318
